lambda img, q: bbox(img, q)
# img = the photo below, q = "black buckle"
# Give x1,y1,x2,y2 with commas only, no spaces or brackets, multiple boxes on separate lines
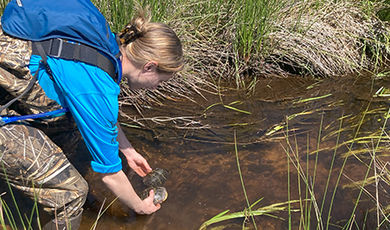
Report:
48,38,64,58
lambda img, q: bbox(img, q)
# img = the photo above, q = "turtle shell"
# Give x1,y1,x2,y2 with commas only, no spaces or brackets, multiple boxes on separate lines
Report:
141,187,168,204
143,168,169,187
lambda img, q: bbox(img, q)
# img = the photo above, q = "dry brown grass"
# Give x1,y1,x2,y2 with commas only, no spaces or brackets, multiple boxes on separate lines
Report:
119,0,390,114
264,1,390,77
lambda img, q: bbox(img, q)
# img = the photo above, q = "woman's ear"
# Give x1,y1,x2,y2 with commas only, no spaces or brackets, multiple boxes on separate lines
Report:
143,61,158,72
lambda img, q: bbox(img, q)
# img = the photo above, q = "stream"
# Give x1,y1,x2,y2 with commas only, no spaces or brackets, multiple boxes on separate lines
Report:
79,75,390,229
2,75,389,230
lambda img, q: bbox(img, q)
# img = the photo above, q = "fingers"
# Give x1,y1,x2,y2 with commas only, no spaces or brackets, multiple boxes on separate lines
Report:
134,167,147,177
127,153,153,177
134,163,152,177
137,157,152,173
143,162,153,174
147,188,156,202
142,158,152,172
137,190,160,214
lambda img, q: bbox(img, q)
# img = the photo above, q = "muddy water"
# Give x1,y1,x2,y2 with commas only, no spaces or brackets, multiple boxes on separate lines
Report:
80,76,390,229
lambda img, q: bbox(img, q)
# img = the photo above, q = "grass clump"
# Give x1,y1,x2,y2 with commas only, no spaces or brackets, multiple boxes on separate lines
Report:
2,0,390,104
265,1,390,77
91,0,390,108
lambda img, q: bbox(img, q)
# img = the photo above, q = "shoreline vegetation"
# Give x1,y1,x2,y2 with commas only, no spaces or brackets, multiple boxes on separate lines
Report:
96,0,390,108
1,0,390,105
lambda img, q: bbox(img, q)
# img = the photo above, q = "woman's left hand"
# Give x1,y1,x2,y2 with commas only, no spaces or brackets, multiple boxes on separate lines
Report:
124,148,152,177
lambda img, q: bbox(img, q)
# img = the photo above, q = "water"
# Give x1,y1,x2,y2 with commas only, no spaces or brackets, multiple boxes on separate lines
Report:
2,75,390,229
78,75,390,229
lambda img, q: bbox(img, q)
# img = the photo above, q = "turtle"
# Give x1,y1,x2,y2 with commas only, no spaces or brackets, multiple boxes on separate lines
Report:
140,187,168,204
142,168,169,187
140,168,170,204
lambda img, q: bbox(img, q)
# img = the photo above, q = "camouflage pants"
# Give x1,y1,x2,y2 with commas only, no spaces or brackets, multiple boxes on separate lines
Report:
0,23,88,221
0,124,88,220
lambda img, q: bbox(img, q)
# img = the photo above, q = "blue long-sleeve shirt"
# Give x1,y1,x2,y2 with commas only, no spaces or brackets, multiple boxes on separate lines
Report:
29,55,122,173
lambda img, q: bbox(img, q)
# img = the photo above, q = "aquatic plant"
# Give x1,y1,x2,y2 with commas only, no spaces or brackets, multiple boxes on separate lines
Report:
0,166,42,230
198,130,301,229
196,77,390,229
280,94,390,229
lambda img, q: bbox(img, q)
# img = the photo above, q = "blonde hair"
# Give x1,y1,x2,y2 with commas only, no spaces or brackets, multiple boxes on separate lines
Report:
119,7,183,73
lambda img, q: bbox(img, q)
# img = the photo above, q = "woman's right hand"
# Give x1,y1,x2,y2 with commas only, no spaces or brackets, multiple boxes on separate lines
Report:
101,170,160,216
134,189,161,215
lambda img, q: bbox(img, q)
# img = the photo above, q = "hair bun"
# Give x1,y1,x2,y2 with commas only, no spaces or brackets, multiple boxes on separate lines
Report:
118,4,151,45
118,24,142,45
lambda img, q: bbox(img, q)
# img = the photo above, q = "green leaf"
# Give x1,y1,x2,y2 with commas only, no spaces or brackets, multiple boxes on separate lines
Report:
223,105,252,115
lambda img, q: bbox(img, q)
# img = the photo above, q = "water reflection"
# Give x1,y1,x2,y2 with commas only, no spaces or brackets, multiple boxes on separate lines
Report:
81,75,390,229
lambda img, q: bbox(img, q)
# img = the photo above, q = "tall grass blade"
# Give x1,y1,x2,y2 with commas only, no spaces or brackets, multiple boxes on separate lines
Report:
233,130,257,229
199,200,301,230
223,105,251,115
325,101,373,230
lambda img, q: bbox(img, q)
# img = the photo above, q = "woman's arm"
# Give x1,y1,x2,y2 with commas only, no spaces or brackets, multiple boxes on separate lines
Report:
100,123,159,214
101,170,160,214
117,123,152,176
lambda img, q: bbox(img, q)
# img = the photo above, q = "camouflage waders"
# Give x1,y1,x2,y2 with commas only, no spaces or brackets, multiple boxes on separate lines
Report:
0,24,88,227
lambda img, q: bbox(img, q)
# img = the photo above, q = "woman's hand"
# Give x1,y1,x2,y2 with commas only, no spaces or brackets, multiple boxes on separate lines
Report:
124,148,152,177
101,170,160,215
116,123,152,177
133,189,161,214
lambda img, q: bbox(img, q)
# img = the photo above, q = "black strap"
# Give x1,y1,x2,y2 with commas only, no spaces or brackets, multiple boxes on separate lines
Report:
31,38,117,80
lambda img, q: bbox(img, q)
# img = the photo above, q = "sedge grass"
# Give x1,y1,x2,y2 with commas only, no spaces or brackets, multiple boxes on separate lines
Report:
1,166,28,230
198,129,301,229
89,0,390,109
198,199,301,230
203,101,252,116
233,130,257,229
273,91,390,229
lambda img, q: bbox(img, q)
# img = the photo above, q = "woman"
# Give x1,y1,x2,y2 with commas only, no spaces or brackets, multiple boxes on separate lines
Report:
0,0,183,229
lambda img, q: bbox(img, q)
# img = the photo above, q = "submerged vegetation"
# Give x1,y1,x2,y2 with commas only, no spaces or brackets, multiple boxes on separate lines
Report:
195,80,390,229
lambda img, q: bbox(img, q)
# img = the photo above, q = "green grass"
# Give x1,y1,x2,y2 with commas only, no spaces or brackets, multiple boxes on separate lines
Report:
234,0,285,60
0,169,117,230
2,0,389,91
198,130,301,230
0,166,41,230
199,86,390,229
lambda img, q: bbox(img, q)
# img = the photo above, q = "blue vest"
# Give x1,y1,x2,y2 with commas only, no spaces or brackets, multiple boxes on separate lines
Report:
1,0,121,81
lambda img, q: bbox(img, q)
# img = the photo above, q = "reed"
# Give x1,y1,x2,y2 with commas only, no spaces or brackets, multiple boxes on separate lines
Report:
280,98,390,229
198,129,301,229
0,166,41,230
